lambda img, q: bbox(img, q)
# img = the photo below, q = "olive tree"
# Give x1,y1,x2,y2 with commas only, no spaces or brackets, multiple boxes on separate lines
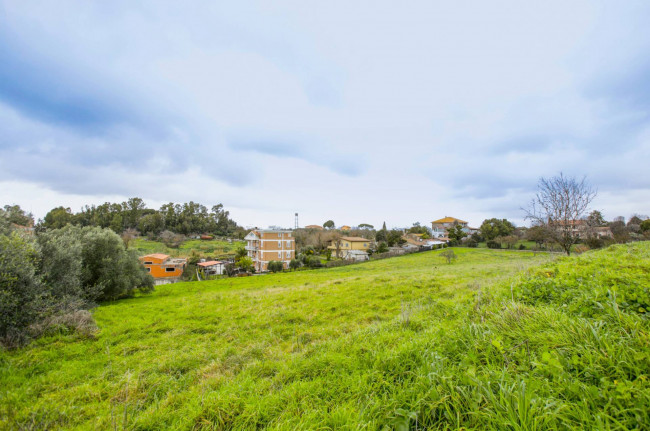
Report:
0,233,46,347
524,173,596,255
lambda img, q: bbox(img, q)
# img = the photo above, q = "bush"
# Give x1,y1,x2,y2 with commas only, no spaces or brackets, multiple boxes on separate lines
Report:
307,257,323,268
0,233,46,347
289,259,301,271
486,240,501,249
518,244,526,250
465,240,478,248
267,261,284,273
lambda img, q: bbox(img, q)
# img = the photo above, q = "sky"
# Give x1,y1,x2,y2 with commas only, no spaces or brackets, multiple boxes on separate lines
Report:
1,1,649,229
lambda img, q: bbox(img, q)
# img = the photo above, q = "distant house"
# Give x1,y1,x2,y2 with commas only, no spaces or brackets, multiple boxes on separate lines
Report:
328,236,373,259
305,225,324,230
245,229,296,272
431,216,477,238
340,225,352,231
139,254,187,285
197,260,226,276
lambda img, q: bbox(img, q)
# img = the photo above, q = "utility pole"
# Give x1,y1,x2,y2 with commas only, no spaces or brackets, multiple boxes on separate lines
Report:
295,213,299,230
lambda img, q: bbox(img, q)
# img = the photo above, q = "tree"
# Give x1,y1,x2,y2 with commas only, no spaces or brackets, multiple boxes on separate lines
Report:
235,246,248,261
323,220,335,229
2,205,34,226
376,222,388,243
586,210,606,227
237,256,254,272
267,261,284,273
376,242,389,253
526,225,548,248
78,226,153,300
289,258,301,271
121,228,138,249
447,225,467,245
358,223,374,229
43,207,74,229
440,249,457,264
386,229,406,247
641,219,650,233
524,173,596,256
480,218,515,241
0,233,46,347
160,230,185,248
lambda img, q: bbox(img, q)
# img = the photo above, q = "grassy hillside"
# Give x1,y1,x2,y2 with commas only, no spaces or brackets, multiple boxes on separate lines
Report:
131,238,243,259
1,245,649,430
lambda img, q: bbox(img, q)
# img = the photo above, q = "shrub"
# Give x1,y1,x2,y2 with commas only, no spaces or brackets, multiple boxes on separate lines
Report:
518,244,526,250
289,259,301,271
267,261,284,273
0,233,46,347
486,240,501,249
308,258,323,268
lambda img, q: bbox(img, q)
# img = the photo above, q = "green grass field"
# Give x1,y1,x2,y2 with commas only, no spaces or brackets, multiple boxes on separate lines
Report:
2,245,649,429
131,238,244,259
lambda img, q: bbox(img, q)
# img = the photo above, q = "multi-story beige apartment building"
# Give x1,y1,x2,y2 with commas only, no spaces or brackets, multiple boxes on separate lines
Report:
244,229,296,272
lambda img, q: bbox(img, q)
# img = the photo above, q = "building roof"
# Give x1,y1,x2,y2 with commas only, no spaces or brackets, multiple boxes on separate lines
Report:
197,261,223,267
341,236,370,242
340,225,351,230
141,253,170,260
432,217,467,224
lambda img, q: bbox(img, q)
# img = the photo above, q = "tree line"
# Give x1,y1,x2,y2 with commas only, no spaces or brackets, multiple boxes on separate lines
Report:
39,198,244,238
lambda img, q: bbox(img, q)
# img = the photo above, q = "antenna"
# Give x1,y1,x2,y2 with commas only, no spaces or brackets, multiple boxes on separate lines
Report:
295,212,299,230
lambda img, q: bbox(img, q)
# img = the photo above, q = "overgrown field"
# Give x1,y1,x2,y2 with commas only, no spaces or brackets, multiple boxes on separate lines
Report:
1,245,649,430
131,238,243,259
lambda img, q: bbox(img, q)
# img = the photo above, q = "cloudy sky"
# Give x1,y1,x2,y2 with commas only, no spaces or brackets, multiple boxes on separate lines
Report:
1,1,649,228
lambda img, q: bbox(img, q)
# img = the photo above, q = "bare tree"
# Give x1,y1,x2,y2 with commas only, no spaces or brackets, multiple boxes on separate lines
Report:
523,173,596,255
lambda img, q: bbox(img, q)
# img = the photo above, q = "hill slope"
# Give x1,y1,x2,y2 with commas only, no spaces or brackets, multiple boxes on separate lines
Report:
1,245,649,430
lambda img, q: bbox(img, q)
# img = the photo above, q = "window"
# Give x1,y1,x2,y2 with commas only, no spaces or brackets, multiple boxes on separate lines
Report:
278,241,282,248
286,240,291,247
364,243,368,247
146,268,151,272
143,261,153,265
278,252,282,258
165,267,175,272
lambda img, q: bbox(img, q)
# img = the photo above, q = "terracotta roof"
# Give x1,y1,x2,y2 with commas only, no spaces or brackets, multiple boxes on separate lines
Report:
197,261,223,267
141,253,170,260
340,225,351,230
432,217,467,224
341,236,370,242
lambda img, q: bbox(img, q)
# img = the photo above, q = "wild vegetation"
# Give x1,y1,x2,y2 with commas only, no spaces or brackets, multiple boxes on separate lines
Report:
2,244,649,429
0,218,153,348
40,198,244,238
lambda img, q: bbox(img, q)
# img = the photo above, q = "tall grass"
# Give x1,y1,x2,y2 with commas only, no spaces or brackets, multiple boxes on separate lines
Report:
1,245,648,429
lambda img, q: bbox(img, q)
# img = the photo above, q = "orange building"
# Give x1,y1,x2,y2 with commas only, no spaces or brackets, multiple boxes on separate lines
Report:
138,253,187,285
244,229,296,272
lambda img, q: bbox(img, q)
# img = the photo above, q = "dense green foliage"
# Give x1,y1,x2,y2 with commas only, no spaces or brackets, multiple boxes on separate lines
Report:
480,218,515,241
41,198,243,237
0,226,153,347
2,244,649,429
0,233,45,346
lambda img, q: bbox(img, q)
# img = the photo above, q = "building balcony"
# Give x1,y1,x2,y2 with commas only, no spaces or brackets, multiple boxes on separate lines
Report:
245,245,259,251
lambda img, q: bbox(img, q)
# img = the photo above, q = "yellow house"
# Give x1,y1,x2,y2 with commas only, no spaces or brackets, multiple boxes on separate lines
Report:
328,236,372,259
